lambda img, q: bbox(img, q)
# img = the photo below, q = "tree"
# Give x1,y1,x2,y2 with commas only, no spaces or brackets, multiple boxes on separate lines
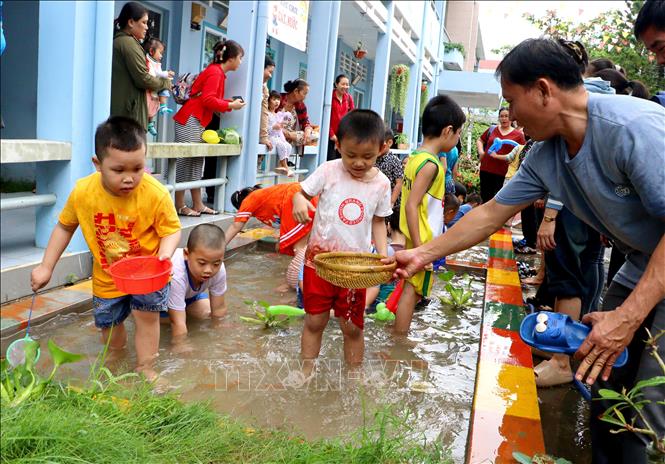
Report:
522,1,664,93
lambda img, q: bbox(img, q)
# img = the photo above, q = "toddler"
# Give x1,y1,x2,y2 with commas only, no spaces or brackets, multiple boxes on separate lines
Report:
267,90,295,177
144,37,174,136
293,109,392,366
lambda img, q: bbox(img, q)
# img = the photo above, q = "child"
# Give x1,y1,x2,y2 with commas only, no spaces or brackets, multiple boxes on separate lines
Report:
365,213,406,312
394,95,465,334
375,128,404,225
292,109,392,365
448,193,481,228
167,224,227,340
226,183,318,292
432,193,461,271
267,90,295,177
143,37,174,136
30,116,181,380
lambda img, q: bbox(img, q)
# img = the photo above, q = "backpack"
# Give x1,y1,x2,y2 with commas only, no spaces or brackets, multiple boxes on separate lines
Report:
172,72,200,105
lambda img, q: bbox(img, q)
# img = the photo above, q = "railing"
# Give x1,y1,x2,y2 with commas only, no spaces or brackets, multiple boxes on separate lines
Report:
147,142,241,212
0,139,72,211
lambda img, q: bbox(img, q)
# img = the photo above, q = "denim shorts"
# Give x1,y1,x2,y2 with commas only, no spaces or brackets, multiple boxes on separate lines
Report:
92,283,170,328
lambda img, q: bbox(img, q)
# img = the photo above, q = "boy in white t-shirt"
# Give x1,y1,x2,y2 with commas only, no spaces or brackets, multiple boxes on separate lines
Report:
167,224,227,340
293,109,392,365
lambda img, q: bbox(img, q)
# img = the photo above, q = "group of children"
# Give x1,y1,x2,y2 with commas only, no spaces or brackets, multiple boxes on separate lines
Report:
31,94,476,379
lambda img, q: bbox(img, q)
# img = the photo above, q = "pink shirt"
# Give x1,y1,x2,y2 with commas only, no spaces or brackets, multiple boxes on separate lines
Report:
167,248,227,311
300,160,392,268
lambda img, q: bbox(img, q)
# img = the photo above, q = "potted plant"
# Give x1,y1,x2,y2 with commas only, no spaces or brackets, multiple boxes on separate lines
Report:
420,81,429,117
389,64,409,116
353,41,367,60
395,133,409,150
443,42,466,58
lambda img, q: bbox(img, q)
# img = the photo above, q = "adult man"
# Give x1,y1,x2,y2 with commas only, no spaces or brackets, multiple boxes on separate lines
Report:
392,38,665,462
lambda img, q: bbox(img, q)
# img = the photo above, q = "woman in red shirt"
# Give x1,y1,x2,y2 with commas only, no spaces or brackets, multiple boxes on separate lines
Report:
172,39,246,217
476,108,525,203
327,74,355,160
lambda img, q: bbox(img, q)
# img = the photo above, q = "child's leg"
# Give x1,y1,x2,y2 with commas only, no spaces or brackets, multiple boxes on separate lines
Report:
394,281,419,334
301,312,330,360
364,286,380,310
132,310,161,379
159,95,168,105
101,323,127,350
339,318,364,365
93,295,130,350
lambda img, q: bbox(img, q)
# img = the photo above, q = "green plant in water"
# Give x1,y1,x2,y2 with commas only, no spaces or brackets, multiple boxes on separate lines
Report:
438,271,473,309
595,329,665,457
389,64,409,116
1,339,84,406
513,452,572,463
239,300,293,329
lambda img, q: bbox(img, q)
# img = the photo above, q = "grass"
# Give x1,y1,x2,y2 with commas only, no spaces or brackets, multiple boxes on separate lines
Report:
1,379,449,463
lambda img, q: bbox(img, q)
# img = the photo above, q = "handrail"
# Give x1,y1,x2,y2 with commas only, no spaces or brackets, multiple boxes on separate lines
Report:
164,178,228,193
0,140,72,163
0,194,57,211
147,142,241,159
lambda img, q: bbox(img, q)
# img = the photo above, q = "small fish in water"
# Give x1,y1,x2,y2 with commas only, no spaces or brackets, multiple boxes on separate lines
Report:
409,381,434,393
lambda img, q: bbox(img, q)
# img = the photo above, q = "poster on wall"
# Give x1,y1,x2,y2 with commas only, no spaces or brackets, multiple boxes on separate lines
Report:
267,1,309,52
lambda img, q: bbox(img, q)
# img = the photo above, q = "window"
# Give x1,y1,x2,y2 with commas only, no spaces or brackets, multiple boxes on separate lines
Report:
339,52,367,84
352,89,364,109
201,22,226,68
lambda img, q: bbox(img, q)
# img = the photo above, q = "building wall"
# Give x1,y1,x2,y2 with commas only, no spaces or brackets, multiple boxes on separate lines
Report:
334,39,374,109
444,0,479,72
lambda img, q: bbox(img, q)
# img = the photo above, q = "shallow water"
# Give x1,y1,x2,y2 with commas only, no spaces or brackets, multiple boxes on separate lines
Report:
23,245,484,462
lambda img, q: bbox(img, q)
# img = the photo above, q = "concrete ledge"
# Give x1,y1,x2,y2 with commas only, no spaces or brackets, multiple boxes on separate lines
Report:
466,229,545,463
0,139,72,163
147,143,241,159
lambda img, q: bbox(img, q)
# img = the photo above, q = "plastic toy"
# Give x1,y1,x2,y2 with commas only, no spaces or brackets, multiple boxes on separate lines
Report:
487,137,519,154
265,305,305,317
367,303,395,322
5,293,40,368
108,256,172,295
519,311,628,367
384,280,403,313
202,129,221,144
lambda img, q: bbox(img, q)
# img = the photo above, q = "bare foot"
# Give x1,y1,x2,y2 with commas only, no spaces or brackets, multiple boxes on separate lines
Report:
522,276,544,286
274,283,292,293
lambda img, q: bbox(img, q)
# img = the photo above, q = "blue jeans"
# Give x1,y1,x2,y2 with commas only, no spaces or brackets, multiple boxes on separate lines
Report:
92,283,170,328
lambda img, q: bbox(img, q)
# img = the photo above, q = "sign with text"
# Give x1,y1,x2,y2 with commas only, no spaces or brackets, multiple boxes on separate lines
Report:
268,1,309,52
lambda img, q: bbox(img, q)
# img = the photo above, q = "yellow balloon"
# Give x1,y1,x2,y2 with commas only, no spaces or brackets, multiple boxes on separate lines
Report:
202,130,220,144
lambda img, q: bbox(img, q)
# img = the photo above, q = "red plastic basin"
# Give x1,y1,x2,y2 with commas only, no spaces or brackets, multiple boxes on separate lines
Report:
108,256,172,295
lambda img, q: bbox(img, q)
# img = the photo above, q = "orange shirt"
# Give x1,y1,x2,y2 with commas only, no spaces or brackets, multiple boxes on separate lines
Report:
234,183,303,227
59,173,180,298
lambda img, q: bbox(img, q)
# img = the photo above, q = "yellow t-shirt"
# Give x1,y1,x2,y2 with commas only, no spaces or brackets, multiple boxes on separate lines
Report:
59,172,180,298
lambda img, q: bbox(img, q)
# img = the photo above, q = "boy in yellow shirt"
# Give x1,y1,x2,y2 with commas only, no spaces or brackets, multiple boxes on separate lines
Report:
31,116,181,379
394,95,465,334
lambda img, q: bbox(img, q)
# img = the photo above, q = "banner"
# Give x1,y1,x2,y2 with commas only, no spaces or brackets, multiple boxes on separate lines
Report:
268,1,309,52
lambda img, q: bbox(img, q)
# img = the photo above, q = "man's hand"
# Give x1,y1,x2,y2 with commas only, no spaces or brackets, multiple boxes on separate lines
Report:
537,220,557,251
31,264,52,292
384,248,427,280
292,193,316,223
574,309,639,385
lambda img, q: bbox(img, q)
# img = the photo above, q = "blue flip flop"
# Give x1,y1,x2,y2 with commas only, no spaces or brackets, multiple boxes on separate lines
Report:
519,311,628,368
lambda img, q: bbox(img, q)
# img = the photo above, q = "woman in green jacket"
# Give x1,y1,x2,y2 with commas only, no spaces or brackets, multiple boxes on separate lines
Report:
110,2,171,131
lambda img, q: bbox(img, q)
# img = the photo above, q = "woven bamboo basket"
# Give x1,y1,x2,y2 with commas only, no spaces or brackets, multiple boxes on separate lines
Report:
313,252,396,289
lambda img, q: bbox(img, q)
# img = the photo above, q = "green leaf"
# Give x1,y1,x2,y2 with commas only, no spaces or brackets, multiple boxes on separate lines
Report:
48,339,84,368
438,271,455,282
23,339,40,371
598,388,623,400
239,316,265,325
257,300,270,309
512,452,533,464
629,376,665,397
554,459,573,464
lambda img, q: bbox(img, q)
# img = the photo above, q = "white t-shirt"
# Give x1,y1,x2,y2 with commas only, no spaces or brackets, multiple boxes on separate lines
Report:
301,160,392,268
167,248,227,311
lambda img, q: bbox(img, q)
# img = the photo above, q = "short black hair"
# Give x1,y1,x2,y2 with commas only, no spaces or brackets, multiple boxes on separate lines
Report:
635,0,665,39
268,90,281,101
466,193,482,205
336,109,385,146
421,95,466,138
384,127,394,141
264,55,275,69
94,116,147,161
444,193,460,213
231,184,262,210
495,39,584,90
454,181,467,200
187,224,226,252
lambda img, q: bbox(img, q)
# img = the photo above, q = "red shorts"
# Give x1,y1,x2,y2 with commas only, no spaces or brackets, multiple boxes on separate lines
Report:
303,265,366,330
278,196,318,256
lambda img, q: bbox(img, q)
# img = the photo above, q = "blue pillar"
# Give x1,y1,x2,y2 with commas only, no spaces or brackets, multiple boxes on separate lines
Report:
370,2,394,117
403,5,429,147
303,0,341,169
34,1,114,250
431,4,445,99
224,1,267,212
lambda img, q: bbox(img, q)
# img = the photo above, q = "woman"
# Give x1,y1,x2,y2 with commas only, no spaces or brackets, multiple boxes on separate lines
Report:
172,39,246,217
476,108,525,203
110,2,172,131
327,74,354,160
278,79,312,152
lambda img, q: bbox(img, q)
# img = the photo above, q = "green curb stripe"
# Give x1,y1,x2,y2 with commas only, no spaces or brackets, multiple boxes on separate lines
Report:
483,302,525,331
489,248,514,259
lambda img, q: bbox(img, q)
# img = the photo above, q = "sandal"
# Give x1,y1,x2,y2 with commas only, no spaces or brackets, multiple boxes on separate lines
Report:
178,206,201,217
196,206,218,215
